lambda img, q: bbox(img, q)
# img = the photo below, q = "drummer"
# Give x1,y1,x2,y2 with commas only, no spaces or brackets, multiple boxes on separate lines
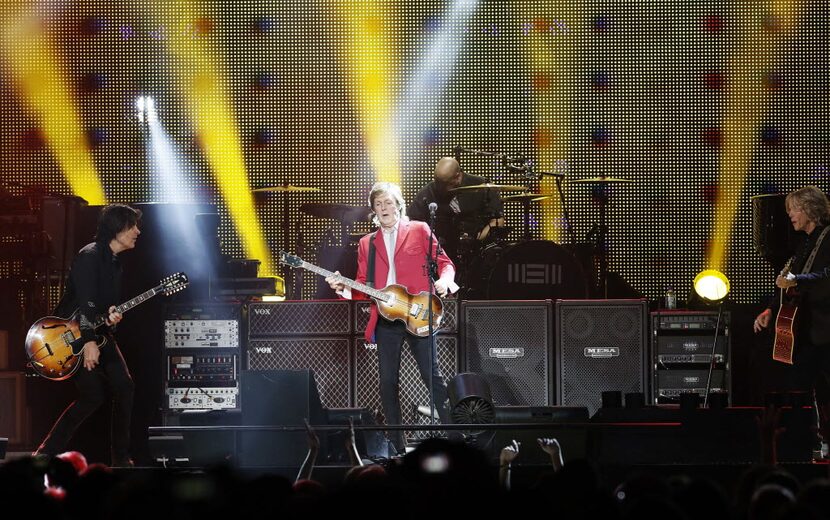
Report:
408,156,505,263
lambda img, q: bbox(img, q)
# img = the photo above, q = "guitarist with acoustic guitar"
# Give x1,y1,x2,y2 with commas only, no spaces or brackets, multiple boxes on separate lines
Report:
326,182,459,455
753,186,830,459
33,204,143,467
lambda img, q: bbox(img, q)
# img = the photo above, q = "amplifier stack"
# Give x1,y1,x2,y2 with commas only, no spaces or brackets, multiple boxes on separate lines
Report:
163,304,242,411
650,311,731,404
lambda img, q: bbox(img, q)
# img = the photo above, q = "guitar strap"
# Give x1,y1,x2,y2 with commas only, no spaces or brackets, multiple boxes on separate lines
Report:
366,230,380,289
801,226,830,274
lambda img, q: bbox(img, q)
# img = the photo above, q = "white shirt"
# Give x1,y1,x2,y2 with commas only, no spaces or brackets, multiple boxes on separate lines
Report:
381,222,399,287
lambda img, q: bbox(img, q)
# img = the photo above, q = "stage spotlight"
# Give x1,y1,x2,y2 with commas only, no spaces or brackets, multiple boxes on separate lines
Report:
692,269,730,408
135,96,158,123
692,269,730,304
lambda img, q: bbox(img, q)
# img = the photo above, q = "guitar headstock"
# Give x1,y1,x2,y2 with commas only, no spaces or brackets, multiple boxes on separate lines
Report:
160,272,189,296
279,251,304,268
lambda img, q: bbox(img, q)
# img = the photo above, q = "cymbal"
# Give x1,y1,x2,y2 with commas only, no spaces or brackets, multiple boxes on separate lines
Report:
299,203,371,222
502,193,553,203
449,183,527,192
252,185,322,193
568,176,634,184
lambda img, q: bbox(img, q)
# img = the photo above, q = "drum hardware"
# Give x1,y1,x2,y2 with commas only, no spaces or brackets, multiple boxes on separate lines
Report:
299,203,371,223
569,176,634,184
502,192,552,241
568,176,635,298
482,240,589,301
252,184,322,299
251,185,322,193
300,202,371,249
447,182,527,192
448,183,527,192
501,193,552,203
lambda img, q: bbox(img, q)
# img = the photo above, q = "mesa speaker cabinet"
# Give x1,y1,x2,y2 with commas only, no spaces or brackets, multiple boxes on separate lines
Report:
461,300,553,406
248,337,352,408
556,299,648,415
353,335,459,442
248,300,351,337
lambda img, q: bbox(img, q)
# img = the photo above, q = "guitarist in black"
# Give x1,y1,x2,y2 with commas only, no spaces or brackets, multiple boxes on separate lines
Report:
34,203,142,466
753,186,830,458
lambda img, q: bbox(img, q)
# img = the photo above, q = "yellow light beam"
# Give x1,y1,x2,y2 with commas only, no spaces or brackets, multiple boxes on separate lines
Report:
327,0,400,183
708,1,800,271
0,6,106,205
520,4,582,242
153,1,274,277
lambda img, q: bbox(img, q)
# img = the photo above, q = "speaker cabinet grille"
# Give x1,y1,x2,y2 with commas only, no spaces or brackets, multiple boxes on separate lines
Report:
247,338,351,408
461,301,552,406
556,299,647,415
248,301,351,336
353,336,458,442
354,299,458,335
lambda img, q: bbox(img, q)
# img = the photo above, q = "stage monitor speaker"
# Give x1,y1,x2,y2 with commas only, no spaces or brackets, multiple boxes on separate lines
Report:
353,336,458,443
247,337,352,408
556,299,648,415
324,408,389,462
482,406,588,465
239,369,325,467
248,301,351,336
159,410,240,466
461,300,552,406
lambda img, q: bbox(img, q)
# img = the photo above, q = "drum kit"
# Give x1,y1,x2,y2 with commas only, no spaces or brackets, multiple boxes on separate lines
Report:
253,174,634,300
447,176,635,300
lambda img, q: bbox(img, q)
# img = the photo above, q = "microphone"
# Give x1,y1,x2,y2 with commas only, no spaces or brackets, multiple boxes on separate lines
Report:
428,202,438,218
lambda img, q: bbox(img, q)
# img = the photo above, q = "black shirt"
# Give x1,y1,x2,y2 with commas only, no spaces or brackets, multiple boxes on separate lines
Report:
787,224,830,346
55,241,122,343
408,173,503,261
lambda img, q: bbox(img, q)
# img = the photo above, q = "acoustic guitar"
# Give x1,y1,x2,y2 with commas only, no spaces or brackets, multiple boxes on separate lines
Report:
24,272,188,380
279,251,443,337
771,265,798,365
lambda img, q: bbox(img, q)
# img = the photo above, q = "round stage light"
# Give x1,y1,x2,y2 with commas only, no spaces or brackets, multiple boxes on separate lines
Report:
693,269,730,304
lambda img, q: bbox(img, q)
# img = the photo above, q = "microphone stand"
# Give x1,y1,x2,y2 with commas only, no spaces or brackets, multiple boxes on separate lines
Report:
519,162,576,245
702,303,725,407
426,207,440,432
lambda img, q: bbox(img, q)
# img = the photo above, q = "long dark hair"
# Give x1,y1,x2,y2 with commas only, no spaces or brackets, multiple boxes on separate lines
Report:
95,204,142,243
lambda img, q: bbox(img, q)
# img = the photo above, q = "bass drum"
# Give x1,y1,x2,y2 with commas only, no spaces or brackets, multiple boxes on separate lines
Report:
485,240,589,300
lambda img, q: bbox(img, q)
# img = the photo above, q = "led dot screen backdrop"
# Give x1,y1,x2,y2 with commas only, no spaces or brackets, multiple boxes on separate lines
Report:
0,0,827,303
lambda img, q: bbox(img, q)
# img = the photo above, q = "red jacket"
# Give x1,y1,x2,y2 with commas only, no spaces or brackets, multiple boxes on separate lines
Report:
354,219,455,342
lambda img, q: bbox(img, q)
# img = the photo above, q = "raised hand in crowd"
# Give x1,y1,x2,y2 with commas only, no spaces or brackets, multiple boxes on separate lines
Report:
296,418,320,482
499,439,520,491
537,437,564,472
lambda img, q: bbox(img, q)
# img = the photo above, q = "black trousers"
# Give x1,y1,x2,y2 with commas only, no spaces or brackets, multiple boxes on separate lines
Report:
37,339,134,463
374,319,450,451
785,339,830,441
